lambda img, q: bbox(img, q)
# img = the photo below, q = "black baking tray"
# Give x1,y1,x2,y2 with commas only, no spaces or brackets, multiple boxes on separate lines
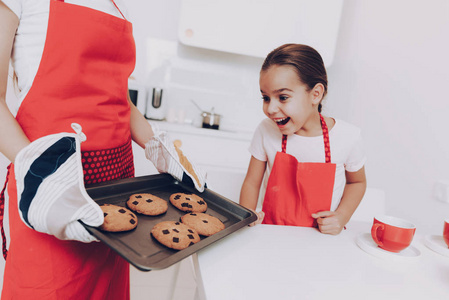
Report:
82,173,257,271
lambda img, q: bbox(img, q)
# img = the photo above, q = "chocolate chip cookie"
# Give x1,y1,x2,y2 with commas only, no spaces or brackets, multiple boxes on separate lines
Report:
127,193,168,216
181,212,225,236
151,221,200,250
169,192,207,213
99,204,138,232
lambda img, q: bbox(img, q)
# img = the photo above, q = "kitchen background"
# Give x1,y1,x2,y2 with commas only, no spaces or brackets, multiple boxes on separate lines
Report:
124,0,449,234
1,0,448,251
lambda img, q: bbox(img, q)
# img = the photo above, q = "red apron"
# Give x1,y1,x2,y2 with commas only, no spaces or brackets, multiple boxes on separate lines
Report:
1,0,135,298
262,114,336,227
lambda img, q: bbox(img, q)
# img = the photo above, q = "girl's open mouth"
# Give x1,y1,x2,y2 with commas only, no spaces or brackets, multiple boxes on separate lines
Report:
275,117,290,126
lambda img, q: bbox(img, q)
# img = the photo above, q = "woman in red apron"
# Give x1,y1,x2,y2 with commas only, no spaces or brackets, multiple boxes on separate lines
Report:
240,44,366,234
1,1,204,297
0,0,153,298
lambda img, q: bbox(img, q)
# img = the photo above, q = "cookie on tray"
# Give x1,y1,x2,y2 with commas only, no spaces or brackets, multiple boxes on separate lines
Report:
127,193,168,216
181,213,225,236
169,192,207,213
151,221,200,250
99,204,138,232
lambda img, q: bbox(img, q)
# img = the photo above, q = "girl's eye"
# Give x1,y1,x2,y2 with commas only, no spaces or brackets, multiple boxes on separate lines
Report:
262,95,270,102
279,95,289,101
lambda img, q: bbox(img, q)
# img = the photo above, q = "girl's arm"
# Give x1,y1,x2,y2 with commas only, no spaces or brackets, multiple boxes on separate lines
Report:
0,3,29,163
239,156,267,226
312,166,367,235
127,95,154,148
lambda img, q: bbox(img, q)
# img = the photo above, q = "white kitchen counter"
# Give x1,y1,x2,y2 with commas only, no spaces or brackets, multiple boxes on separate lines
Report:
193,221,449,300
149,120,253,142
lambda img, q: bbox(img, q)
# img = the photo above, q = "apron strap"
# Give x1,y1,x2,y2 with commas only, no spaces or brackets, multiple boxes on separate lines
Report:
0,164,11,260
319,114,332,163
282,134,287,153
55,0,127,20
111,0,127,20
281,114,332,163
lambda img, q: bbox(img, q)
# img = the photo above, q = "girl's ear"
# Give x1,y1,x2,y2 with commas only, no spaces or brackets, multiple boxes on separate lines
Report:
311,83,325,105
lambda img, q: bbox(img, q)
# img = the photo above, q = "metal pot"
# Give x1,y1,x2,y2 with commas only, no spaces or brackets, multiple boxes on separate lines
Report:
191,100,221,130
201,109,221,130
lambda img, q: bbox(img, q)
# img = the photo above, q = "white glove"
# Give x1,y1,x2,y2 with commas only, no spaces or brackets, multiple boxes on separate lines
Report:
14,123,104,242
145,125,207,192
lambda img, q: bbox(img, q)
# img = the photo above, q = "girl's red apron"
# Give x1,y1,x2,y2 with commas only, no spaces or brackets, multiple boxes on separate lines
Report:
262,114,336,227
1,0,135,298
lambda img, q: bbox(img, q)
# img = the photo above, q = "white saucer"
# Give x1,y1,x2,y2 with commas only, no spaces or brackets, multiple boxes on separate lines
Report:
424,235,449,257
356,233,421,261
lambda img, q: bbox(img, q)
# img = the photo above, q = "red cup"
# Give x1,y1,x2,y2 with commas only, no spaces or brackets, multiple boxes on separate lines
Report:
371,215,416,253
443,220,449,248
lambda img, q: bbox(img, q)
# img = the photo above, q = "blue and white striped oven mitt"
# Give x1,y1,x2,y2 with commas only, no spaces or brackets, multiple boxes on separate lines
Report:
145,124,207,192
14,123,103,242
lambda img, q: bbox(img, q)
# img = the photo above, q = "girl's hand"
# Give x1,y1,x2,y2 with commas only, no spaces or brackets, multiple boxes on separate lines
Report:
311,211,346,235
249,210,265,227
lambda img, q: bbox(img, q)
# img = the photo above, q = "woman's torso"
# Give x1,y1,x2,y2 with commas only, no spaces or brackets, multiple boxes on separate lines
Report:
5,0,129,111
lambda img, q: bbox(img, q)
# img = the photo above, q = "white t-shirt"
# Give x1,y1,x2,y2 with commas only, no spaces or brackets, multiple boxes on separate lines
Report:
2,0,130,109
249,118,366,211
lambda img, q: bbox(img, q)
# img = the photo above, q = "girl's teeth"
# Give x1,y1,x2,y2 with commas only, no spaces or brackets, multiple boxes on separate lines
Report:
275,117,290,125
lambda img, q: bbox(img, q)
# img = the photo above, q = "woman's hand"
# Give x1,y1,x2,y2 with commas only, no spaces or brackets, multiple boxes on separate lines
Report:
311,211,347,235
248,210,265,227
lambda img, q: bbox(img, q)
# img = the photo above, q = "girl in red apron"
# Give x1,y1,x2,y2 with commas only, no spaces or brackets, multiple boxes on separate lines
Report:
0,0,205,298
240,44,367,235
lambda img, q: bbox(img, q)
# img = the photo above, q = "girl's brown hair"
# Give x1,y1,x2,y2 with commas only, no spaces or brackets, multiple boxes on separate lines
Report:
261,44,328,112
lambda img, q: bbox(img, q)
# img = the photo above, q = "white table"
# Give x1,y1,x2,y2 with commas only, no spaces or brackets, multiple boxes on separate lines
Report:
192,221,449,300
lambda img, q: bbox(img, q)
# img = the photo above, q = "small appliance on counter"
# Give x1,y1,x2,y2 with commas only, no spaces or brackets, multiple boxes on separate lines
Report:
127,80,168,121
144,60,172,121
145,87,168,121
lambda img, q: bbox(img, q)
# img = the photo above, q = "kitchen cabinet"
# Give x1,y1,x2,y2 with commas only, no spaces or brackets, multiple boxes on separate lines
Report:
178,0,344,66
132,121,253,203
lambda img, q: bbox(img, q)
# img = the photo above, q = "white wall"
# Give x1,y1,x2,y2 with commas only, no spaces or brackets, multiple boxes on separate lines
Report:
325,0,449,233
125,0,181,81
